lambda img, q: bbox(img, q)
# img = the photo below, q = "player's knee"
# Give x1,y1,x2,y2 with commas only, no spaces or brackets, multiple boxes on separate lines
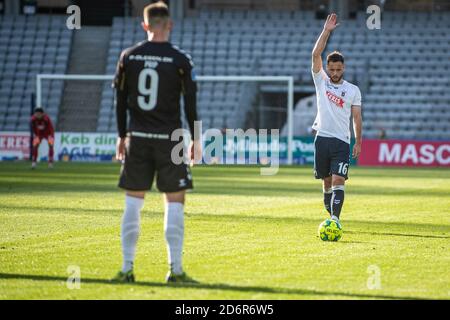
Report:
126,190,146,199
164,191,185,204
332,175,345,186
323,177,332,189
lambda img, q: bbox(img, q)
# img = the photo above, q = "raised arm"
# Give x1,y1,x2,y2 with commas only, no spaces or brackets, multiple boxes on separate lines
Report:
312,13,339,73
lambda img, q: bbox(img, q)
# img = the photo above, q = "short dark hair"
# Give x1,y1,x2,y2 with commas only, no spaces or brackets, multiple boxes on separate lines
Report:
34,107,44,113
327,51,345,64
144,1,169,26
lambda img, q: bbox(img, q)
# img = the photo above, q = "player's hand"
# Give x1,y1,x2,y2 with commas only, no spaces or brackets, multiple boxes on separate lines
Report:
47,136,54,146
32,137,40,147
324,13,339,32
116,137,126,161
189,140,202,167
352,142,361,159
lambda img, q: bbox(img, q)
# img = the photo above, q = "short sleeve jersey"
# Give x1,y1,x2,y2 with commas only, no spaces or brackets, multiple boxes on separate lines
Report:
311,68,362,144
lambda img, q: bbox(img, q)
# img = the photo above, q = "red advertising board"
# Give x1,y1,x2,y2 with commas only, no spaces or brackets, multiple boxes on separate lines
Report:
359,139,450,167
0,132,30,160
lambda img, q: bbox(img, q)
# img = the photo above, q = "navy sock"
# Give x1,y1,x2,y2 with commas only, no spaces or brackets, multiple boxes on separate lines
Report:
323,189,332,215
331,185,345,219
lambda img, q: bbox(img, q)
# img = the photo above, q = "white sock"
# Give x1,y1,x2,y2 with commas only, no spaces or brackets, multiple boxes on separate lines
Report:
164,202,184,275
121,195,144,272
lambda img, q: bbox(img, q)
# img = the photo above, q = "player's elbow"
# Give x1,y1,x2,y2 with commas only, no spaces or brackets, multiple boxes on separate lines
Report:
353,114,362,124
312,48,322,58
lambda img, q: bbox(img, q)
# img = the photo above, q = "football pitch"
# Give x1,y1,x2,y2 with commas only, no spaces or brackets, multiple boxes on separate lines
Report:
0,162,449,300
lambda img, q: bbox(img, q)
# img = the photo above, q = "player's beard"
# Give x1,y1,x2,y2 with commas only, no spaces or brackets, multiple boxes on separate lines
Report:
331,74,344,83
330,74,343,84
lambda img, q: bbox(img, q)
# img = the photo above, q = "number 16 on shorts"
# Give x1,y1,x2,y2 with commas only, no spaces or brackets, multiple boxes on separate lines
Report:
337,162,348,175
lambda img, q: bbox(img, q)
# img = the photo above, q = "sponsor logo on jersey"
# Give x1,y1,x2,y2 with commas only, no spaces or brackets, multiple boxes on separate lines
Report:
326,91,344,108
179,179,186,187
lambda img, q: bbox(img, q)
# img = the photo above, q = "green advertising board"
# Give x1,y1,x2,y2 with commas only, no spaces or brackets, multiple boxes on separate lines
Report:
204,135,356,165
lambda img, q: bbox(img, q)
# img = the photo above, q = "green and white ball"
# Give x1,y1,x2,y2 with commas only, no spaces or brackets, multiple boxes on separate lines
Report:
318,219,343,241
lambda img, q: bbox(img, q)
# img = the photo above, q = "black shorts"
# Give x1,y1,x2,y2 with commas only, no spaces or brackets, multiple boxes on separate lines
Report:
118,136,193,192
314,136,350,180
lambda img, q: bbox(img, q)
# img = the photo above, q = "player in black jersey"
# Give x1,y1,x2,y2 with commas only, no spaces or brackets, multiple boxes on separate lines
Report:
111,1,201,284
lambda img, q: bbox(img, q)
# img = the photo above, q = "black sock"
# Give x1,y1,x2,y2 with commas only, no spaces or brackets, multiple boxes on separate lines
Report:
331,186,345,219
323,190,332,215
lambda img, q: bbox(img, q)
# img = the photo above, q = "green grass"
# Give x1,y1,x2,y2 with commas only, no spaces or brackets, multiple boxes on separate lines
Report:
0,162,449,300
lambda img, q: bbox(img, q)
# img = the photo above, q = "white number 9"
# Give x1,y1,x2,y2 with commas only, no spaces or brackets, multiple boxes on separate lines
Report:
137,68,159,110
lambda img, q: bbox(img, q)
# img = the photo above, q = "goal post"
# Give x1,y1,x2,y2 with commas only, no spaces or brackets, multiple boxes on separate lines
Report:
36,74,295,164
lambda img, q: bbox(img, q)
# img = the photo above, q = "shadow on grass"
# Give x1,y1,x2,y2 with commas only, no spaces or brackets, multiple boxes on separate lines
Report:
0,272,431,300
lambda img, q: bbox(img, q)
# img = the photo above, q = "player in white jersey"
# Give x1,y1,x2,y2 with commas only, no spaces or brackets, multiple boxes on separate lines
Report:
311,13,363,223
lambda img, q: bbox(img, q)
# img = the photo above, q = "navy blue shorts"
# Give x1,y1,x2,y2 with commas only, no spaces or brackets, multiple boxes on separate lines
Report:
314,136,350,180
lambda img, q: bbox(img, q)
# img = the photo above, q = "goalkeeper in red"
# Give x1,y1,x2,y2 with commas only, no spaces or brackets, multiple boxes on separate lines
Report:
30,107,55,169
311,13,363,224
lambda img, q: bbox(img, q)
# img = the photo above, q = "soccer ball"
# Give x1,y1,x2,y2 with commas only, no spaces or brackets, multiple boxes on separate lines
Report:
318,219,343,241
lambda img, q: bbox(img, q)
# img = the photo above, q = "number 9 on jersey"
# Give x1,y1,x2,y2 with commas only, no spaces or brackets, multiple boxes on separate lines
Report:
138,68,159,111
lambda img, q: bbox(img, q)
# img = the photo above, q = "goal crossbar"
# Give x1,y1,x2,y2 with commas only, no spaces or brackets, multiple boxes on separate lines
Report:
36,74,294,164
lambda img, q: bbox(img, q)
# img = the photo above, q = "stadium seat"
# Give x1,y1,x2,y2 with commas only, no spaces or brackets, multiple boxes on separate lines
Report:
4,11,446,138
0,15,73,130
